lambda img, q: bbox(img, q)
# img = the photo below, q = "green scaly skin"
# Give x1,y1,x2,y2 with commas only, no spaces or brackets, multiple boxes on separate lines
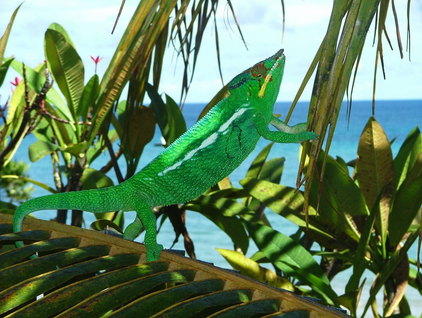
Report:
13,49,317,261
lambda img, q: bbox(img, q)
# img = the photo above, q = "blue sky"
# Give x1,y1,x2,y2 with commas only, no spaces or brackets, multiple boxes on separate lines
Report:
1,0,421,103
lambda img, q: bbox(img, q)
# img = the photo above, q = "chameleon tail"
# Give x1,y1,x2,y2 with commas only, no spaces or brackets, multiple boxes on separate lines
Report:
13,184,128,235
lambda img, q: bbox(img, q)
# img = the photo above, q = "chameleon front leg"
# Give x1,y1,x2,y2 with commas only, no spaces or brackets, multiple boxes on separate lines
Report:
123,200,163,262
255,114,317,143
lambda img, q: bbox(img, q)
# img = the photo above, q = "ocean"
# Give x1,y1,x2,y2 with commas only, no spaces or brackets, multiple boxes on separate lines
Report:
3,99,422,315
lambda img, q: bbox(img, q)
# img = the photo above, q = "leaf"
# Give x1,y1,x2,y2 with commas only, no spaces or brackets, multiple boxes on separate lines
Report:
384,256,409,316
362,230,419,316
0,4,21,62
187,201,249,253
10,60,69,121
260,157,285,184
47,22,76,48
216,248,295,291
90,0,177,144
0,57,13,86
120,106,156,168
90,220,123,234
28,140,60,162
147,84,186,146
239,177,336,243
389,153,422,248
246,222,337,304
44,25,85,119
245,142,274,179
356,117,394,249
309,151,367,241
81,168,114,190
393,127,421,189
78,74,99,121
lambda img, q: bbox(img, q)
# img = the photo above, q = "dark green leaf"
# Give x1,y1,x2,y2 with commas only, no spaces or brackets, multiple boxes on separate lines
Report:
389,154,422,248
247,222,337,304
187,201,249,253
0,4,21,62
245,142,274,179
81,168,114,190
0,57,13,86
28,140,60,162
44,25,84,119
78,74,99,121
147,84,186,146
393,127,421,189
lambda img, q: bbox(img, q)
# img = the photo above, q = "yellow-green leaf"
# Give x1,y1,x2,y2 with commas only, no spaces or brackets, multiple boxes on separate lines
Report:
216,248,295,291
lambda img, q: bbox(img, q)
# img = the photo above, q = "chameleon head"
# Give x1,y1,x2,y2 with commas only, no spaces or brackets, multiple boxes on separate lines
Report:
228,49,286,105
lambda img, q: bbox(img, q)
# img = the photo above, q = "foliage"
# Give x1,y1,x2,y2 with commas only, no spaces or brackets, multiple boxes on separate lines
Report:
208,119,420,317
0,2,420,317
0,160,34,203
1,0,240,227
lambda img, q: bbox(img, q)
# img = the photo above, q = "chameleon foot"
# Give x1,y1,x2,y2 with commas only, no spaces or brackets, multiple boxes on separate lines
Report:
146,243,164,262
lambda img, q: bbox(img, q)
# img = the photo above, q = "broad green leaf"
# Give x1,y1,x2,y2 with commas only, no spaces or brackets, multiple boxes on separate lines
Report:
216,248,295,291
118,105,155,177
187,202,249,253
147,84,186,146
0,57,13,86
47,22,76,48
245,142,274,179
309,152,367,241
240,177,335,241
45,25,84,120
187,196,254,218
6,80,25,125
78,74,99,121
389,153,422,248
63,141,89,156
28,140,60,162
10,60,69,120
0,4,21,61
247,222,337,304
393,127,421,189
356,117,394,249
81,168,114,190
259,157,285,184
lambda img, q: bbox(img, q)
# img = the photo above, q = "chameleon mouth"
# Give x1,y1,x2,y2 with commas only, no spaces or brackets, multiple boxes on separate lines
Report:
258,49,284,98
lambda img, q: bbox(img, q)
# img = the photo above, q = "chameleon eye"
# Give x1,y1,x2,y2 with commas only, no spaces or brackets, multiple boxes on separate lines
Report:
251,63,266,79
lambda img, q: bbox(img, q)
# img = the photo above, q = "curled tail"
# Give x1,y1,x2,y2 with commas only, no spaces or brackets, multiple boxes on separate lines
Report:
13,184,129,234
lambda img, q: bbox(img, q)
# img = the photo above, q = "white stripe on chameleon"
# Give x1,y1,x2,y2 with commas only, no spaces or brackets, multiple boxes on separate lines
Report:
218,107,247,133
158,107,248,177
158,132,218,176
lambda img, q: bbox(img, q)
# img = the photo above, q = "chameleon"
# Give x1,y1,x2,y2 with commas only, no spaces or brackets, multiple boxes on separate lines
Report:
13,49,317,261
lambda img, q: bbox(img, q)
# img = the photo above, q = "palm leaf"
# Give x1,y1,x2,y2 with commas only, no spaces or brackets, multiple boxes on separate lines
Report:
0,213,347,317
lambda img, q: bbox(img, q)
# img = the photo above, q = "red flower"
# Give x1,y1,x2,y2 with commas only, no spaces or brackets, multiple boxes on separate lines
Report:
90,56,103,74
91,56,103,64
10,76,21,86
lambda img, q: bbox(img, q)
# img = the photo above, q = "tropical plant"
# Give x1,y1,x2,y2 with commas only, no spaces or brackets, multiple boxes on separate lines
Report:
1,1,419,317
1,0,241,229
205,119,421,317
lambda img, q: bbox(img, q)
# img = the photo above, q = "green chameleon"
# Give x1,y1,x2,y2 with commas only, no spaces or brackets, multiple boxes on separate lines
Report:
13,49,317,261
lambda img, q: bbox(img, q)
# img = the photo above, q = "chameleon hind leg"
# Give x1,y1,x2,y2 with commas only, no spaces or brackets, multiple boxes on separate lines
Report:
123,200,163,262
255,115,318,143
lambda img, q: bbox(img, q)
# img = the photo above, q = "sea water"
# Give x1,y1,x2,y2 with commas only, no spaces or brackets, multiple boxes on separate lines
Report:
3,99,422,315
